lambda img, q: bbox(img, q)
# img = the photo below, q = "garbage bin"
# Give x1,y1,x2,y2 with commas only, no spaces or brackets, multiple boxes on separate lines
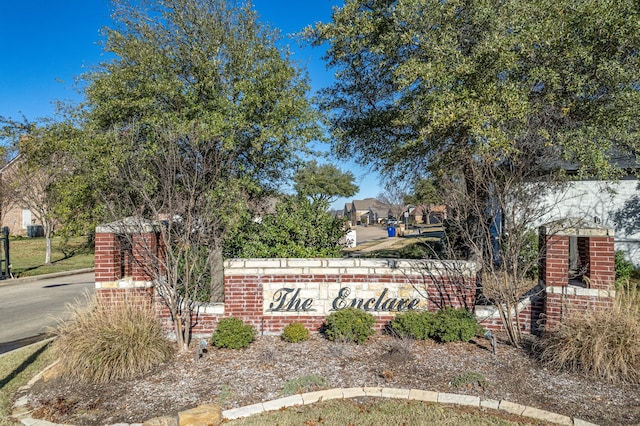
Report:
387,226,396,237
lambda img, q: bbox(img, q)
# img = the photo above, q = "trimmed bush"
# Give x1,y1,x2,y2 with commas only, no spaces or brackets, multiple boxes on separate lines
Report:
536,290,640,383
432,307,482,343
324,308,376,344
52,295,174,384
390,310,435,340
211,317,256,349
282,322,310,343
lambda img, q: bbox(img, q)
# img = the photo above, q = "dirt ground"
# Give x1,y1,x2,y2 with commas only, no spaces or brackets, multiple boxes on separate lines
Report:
25,333,640,426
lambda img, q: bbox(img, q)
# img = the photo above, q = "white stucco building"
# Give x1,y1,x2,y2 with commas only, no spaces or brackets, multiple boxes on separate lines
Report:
534,177,640,265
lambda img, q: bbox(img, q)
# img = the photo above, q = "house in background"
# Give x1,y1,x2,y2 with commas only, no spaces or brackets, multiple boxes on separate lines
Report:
409,204,447,225
0,155,44,237
344,198,389,226
363,203,390,225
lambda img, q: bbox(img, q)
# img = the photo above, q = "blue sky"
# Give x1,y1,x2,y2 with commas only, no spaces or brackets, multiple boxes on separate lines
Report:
0,0,381,210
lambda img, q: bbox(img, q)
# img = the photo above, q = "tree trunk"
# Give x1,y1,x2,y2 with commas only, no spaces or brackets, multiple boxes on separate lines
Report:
210,246,225,303
44,222,52,265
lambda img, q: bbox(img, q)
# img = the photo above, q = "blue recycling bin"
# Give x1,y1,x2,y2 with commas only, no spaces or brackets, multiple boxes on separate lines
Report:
387,226,396,237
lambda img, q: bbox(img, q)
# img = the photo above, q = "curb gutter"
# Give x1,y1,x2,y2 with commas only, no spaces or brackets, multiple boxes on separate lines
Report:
0,268,94,286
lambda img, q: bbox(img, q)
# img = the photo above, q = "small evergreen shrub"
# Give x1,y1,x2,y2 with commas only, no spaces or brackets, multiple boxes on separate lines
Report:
281,322,310,343
52,296,174,384
390,310,435,339
324,308,376,344
211,317,256,349
432,307,482,343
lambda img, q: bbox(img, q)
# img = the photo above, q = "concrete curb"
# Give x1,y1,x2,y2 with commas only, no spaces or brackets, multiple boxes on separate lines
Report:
222,388,594,425
13,383,599,426
0,268,94,286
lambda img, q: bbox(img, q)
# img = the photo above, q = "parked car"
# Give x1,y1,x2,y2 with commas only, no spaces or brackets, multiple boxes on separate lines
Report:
386,217,398,226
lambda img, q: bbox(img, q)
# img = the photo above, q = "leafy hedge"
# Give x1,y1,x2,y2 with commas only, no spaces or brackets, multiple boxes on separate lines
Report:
324,308,376,344
391,308,482,343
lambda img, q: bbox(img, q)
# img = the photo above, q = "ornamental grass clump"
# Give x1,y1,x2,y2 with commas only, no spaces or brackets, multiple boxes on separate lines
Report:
281,322,310,343
324,307,375,344
52,295,174,384
536,289,640,383
211,317,256,349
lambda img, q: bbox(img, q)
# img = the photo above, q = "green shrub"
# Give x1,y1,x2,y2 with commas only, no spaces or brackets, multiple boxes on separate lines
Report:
211,317,256,349
390,310,435,339
281,374,328,396
615,250,635,287
282,322,310,343
432,307,482,343
52,296,174,384
536,290,640,383
324,308,376,344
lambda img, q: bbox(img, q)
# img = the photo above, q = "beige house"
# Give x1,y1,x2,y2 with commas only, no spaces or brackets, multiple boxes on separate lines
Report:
0,155,43,236
344,198,390,226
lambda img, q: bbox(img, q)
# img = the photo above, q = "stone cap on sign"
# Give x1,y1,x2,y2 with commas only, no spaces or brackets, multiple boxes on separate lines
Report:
224,258,478,277
539,218,614,238
96,216,159,234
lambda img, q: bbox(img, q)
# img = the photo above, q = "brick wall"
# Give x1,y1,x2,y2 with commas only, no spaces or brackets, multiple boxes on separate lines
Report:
95,251,477,337
93,221,616,339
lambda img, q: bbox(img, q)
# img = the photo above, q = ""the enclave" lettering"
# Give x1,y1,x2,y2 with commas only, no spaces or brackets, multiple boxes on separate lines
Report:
267,286,421,313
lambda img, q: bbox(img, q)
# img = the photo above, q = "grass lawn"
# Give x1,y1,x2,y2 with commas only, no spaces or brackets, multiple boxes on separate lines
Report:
8,236,94,278
226,398,546,425
0,340,55,426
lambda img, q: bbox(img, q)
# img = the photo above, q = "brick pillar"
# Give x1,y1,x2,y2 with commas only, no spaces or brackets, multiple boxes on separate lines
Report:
541,234,569,287
95,232,122,282
131,232,160,282
585,236,615,290
540,223,616,332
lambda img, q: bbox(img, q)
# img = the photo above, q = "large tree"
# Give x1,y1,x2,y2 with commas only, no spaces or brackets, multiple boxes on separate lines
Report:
79,0,321,350
0,121,79,265
404,177,442,224
309,0,640,345
293,160,358,205
309,0,640,179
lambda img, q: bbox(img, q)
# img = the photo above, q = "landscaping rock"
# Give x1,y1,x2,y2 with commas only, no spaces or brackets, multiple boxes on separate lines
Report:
178,403,222,426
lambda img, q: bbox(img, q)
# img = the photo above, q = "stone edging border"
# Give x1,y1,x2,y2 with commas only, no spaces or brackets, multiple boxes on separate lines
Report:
222,387,598,426
14,370,599,426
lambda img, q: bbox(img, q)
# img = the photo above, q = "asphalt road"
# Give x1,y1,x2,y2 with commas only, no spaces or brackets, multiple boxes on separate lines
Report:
0,271,95,354
349,225,390,244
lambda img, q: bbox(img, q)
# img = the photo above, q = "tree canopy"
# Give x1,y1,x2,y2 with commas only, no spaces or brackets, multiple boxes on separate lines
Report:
404,177,441,207
71,0,322,349
85,0,320,184
309,0,640,347
293,160,358,205
309,0,640,180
